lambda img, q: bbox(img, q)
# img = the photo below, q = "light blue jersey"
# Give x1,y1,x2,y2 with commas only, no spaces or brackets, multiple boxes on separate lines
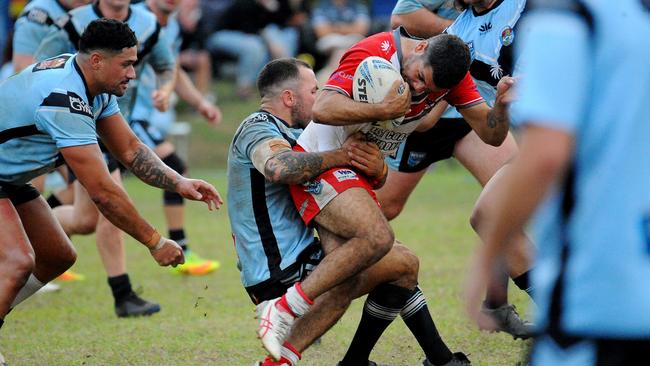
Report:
130,2,181,137
392,0,460,20
12,0,70,56
513,0,650,340
227,111,316,288
35,2,175,121
441,0,525,118
0,54,119,185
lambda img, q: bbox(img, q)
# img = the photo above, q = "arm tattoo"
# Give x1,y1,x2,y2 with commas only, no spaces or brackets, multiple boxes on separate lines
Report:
265,151,325,184
130,144,179,191
487,109,505,129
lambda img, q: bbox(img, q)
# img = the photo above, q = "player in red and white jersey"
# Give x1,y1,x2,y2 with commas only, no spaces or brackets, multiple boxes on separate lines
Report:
298,27,510,159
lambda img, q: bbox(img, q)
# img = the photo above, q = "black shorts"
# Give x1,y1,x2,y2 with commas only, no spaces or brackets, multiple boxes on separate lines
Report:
0,182,41,206
388,118,472,173
244,239,323,305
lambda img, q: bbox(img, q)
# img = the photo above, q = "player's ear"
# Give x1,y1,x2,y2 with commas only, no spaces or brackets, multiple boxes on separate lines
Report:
89,52,104,70
415,40,428,53
281,89,294,107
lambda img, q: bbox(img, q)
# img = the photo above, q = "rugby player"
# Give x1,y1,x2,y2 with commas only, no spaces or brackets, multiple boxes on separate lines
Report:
228,58,469,366
466,0,650,364
0,19,221,363
35,0,178,317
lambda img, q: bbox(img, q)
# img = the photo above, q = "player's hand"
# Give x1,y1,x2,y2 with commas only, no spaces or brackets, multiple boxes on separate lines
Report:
198,100,222,127
346,139,385,179
150,239,185,266
152,89,171,112
380,80,411,120
464,245,502,332
495,76,516,106
175,177,224,210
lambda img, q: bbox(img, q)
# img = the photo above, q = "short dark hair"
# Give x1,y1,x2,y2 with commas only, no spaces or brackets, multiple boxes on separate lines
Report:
424,34,471,89
454,0,470,11
79,19,137,54
257,58,311,98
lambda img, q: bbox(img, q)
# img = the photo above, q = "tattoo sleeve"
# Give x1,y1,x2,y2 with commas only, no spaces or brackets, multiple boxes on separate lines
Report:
265,151,330,185
129,144,181,191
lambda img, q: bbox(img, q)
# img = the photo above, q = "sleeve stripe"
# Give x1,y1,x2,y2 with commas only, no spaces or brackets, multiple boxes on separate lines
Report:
454,97,485,109
323,85,351,98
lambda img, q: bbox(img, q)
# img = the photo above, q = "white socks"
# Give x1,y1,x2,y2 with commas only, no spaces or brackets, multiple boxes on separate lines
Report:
10,274,45,308
284,283,313,318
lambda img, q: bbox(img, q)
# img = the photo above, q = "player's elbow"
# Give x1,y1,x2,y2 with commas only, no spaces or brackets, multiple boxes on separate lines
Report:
311,102,329,125
481,129,507,147
390,15,403,30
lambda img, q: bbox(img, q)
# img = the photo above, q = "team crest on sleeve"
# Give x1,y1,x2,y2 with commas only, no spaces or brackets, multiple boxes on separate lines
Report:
500,26,515,46
32,56,71,72
26,8,50,25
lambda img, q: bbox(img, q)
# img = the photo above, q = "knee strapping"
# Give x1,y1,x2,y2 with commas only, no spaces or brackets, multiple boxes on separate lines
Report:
162,153,187,175
162,153,187,205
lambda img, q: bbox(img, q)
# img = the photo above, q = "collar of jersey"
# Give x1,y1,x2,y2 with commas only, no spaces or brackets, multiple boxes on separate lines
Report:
72,56,94,104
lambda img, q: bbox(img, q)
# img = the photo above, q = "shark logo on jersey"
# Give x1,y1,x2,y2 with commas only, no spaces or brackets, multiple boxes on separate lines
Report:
500,26,515,46
381,40,391,53
479,22,493,34
490,63,504,80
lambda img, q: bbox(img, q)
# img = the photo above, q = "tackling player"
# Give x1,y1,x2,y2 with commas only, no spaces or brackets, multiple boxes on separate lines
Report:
0,19,221,364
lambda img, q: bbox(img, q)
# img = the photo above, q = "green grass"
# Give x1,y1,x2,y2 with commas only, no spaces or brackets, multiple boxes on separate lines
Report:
2,86,532,365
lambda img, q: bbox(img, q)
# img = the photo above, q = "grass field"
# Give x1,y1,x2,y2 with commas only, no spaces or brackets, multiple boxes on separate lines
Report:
2,86,533,365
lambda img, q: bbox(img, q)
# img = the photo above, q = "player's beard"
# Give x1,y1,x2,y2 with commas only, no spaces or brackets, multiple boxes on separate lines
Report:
291,98,310,129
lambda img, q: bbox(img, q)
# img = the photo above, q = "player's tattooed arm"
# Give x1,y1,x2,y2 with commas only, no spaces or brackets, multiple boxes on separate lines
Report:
130,144,182,191
265,149,350,185
487,107,508,129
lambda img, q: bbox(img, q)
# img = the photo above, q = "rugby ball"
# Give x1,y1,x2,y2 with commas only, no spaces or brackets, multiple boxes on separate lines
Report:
352,56,406,125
